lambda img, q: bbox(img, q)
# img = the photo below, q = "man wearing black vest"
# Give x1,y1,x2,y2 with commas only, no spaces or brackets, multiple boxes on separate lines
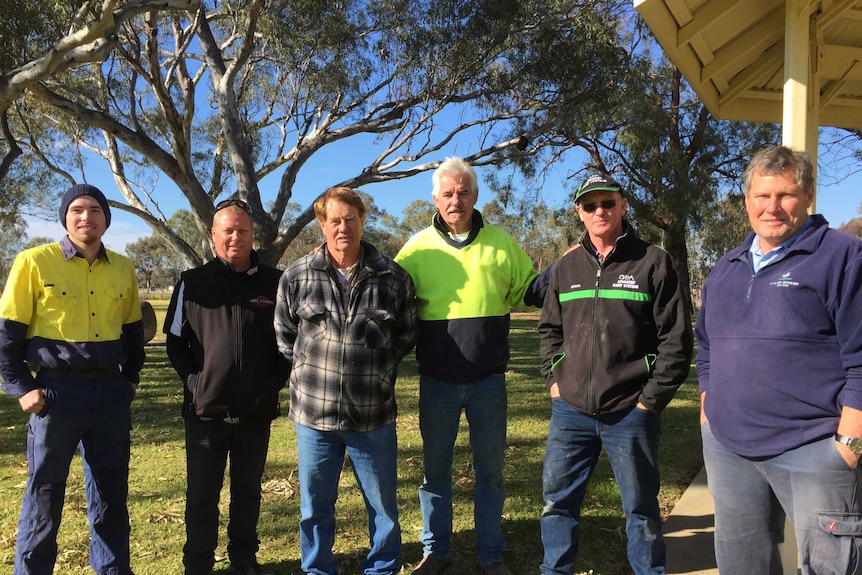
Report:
164,199,289,575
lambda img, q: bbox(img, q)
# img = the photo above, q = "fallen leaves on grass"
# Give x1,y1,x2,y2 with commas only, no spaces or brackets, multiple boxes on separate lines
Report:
149,509,184,524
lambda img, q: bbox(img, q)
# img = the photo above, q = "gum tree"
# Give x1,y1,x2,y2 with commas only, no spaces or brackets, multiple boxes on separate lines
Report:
1,0,632,266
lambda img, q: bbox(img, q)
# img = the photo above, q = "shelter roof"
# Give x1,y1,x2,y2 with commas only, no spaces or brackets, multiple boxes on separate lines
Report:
634,0,862,128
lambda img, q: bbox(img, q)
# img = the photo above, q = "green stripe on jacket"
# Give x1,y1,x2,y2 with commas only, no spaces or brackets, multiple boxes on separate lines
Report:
560,289,653,302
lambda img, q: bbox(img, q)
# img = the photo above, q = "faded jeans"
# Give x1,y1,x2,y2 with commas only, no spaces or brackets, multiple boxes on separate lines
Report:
295,422,400,575
703,421,862,575
417,373,508,567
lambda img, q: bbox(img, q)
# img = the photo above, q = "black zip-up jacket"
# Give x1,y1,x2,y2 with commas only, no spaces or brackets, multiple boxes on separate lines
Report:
164,251,289,422
538,221,693,414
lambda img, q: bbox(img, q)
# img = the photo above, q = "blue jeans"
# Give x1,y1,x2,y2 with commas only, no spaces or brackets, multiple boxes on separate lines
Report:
295,422,400,575
183,418,272,574
418,374,507,567
14,371,135,575
703,421,862,575
540,399,664,575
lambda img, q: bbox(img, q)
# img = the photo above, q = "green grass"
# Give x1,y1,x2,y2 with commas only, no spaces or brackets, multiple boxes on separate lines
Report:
0,313,702,575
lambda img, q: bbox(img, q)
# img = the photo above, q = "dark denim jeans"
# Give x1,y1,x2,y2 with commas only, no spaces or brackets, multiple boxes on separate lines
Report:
14,371,134,575
417,373,508,567
294,422,400,575
703,421,862,575
183,417,271,575
540,399,664,575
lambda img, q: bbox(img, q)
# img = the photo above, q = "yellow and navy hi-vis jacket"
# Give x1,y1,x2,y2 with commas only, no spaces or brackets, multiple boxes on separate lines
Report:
395,210,545,383
0,237,145,397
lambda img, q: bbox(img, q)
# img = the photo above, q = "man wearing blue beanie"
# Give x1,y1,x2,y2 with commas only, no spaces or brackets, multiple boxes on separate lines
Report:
58,183,113,229
0,183,145,574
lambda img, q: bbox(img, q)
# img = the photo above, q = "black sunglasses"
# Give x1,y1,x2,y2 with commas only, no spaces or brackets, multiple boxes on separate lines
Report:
215,199,252,214
579,199,617,213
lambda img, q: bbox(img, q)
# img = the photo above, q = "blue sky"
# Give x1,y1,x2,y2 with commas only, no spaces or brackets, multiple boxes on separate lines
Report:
26,145,862,255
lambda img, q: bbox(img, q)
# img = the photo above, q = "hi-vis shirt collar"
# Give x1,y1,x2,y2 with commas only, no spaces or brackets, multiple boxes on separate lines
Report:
60,235,109,263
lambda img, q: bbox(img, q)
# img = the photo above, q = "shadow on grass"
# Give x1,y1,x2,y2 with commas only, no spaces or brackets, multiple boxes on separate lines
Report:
0,315,703,575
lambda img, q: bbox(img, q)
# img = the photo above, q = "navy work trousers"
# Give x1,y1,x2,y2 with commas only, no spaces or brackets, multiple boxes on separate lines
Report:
14,370,134,575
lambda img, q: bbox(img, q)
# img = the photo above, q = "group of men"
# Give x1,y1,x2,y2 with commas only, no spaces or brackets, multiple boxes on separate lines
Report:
1,145,861,575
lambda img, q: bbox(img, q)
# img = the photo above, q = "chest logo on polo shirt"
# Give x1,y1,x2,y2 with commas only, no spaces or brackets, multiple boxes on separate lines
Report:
249,296,275,307
769,273,799,288
612,274,640,290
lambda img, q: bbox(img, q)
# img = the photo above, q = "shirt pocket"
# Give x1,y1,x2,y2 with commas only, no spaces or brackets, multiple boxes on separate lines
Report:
365,308,394,350
103,284,129,323
295,302,327,362
297,302,327,330
42,284,80,328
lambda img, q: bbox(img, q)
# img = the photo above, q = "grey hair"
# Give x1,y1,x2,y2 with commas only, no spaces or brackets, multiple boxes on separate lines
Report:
432,157,478,196
743,146,814,194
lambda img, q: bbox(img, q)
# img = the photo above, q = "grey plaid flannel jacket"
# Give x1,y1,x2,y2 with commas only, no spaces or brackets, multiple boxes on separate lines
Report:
274,241,418,432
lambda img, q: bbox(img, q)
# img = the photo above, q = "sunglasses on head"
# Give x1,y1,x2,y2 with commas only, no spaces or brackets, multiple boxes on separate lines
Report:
215,199,252,214
579,199,617,213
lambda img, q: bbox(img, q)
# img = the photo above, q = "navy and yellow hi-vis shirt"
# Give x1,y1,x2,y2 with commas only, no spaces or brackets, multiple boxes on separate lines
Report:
538,222,692,415
0,237,145,396
395,210,544,383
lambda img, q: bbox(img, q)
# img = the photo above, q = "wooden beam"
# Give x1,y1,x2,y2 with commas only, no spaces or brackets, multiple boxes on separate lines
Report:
702,8,784,82
678,0,746,47
663,0,694,26
817,0,860,29
782,0,813,152
719,40,784,107
819,45,862,80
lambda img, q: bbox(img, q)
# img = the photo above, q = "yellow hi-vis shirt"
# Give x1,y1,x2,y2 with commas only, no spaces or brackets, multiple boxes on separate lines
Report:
0,239,143,395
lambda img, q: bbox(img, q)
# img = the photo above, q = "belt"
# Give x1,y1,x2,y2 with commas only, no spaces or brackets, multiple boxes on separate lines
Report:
38,365,121,381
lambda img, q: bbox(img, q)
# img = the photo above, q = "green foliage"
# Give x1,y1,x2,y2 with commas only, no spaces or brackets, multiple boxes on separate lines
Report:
691,193,750,269
838,202,862,238
277,203,322,269
839,218,862,239
126,236,186,289
24,237,54,250
0,217,28,285
0,313,703,575
396,200,437,239
278,191,408,268
482,196,576,271
354,191,402,259
0,0,77,73
167,210,210,265
1,0,640,269
0,118,70,223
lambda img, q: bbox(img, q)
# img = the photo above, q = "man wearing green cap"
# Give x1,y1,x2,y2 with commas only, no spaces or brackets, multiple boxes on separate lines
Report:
0,183,145,575
538,174,692,575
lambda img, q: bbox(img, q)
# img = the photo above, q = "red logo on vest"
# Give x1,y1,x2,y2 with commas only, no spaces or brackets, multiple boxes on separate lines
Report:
249,296,274,307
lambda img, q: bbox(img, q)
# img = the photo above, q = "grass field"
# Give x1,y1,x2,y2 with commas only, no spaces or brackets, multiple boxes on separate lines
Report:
0,306,703,574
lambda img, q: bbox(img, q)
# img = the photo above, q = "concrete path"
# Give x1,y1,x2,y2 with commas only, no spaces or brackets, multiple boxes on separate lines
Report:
663,467,718,575
663,467,800,575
